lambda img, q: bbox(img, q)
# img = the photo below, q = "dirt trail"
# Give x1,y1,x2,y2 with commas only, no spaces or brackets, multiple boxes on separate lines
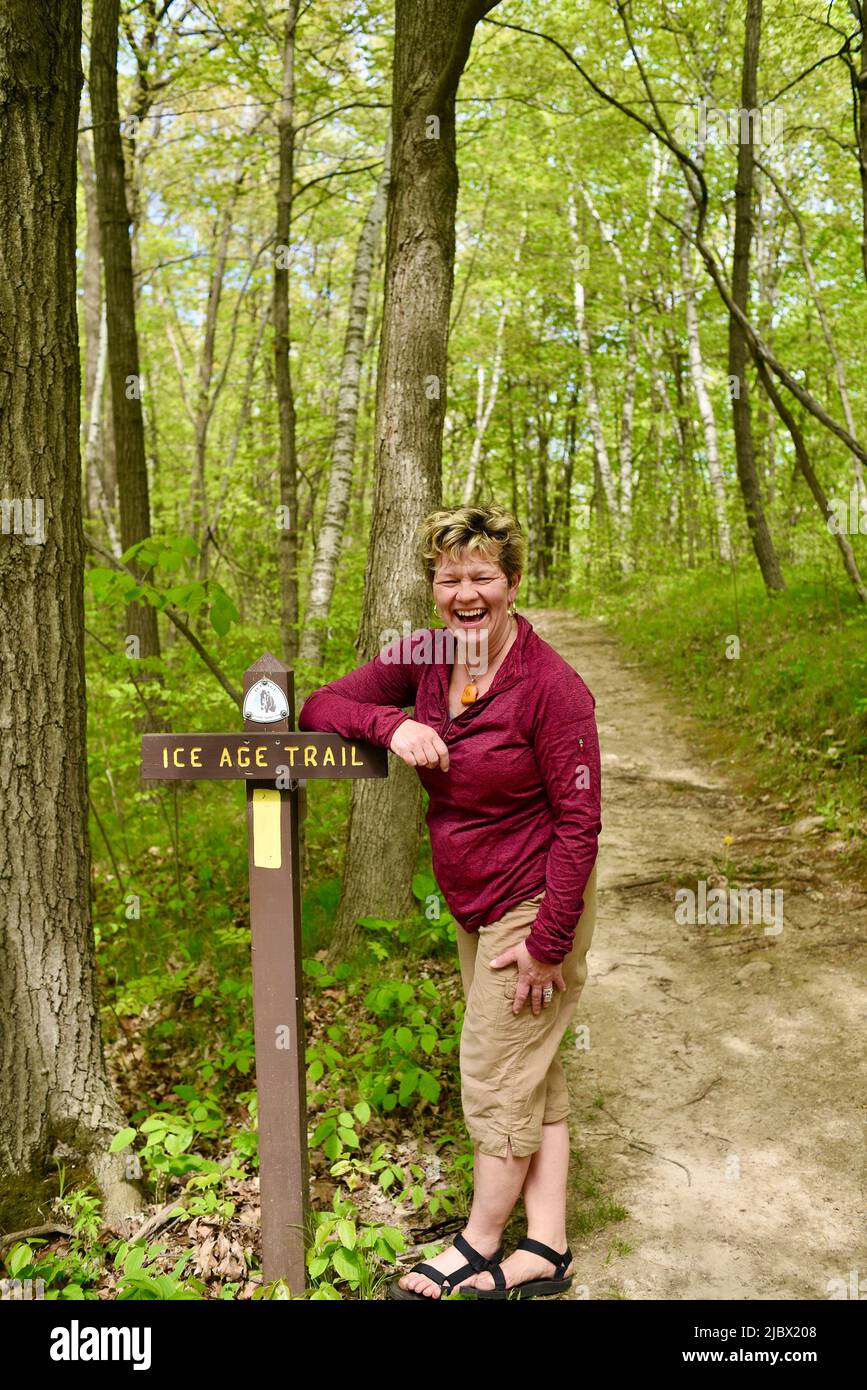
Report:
526,609,867,1301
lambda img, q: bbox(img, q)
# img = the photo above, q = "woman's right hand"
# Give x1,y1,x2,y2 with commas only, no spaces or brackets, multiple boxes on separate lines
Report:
389,719,450,772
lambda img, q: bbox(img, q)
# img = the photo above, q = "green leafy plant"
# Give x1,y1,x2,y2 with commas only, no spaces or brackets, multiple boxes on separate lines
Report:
109,1089,244,1207
305,1194,405,1299
87,533,240,637
113,1241,206,1300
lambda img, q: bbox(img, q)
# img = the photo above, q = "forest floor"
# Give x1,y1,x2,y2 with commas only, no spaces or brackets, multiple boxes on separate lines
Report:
525,608,867,1302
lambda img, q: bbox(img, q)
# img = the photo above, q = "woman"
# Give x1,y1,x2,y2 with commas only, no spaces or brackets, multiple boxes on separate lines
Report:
298,505,601,1300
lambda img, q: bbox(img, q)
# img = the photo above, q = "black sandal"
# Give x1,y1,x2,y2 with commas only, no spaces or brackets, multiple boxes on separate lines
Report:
388,1230,506,1301
462,1236,574,1300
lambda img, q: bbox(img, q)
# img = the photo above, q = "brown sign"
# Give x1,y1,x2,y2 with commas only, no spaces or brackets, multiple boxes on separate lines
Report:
141,732,387,781
139,652,391,1292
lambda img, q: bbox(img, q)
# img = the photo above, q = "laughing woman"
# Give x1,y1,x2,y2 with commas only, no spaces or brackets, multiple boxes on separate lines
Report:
298,505,601,1300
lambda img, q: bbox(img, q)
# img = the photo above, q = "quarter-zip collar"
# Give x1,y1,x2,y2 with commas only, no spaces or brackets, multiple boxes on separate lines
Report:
435,612,530,729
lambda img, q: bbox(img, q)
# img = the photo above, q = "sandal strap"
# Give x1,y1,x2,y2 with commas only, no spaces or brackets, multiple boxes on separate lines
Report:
517,1236,572,1277
441,1233,505,1292
485,1260,507,1289
454,1230,502,1273
409,1261,451,1287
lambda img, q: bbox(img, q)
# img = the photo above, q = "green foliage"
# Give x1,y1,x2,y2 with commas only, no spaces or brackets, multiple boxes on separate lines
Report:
112,1243,206,1301
87,534,240,638
355,871,458,962
305,1194,405,1300
302,954,461,1129
596,565,867,859
110,1089,245,1211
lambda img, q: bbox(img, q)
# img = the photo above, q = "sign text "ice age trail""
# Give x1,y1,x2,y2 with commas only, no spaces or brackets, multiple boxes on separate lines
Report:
140,732,386,780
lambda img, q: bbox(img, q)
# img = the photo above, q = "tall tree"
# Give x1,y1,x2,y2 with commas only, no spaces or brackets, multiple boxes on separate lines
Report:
0,0,143,1225
839,2,867,289
91,0,163,661
78,127,104,522
727,0,785,592
192,161,246,581
460,212,525,505
328,0,501,958
274,0,301,663
567,193,622,566
299,132,392,676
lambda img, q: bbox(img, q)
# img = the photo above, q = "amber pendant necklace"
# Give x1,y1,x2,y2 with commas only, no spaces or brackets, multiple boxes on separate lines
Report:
458,615,515,704
459,653,484,704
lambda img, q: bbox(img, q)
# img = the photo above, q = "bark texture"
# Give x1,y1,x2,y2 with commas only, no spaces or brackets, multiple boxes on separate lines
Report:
727,0,785,591
91,0,162,659
0,0,144,1225
329,0,500,958
274,1,301,663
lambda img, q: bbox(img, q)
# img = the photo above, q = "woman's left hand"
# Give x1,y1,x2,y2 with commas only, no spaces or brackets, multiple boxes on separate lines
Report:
489,941,566,1016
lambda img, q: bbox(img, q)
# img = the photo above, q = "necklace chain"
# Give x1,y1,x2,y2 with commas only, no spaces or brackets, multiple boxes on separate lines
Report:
459,616,517,681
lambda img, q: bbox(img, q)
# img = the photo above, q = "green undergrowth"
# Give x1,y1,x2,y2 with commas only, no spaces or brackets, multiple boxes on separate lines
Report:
591,563,867,870
1,828,483,1300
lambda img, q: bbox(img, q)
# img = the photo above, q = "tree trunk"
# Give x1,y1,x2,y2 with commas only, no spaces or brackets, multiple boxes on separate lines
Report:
533,396,554,590
523,418,535,603
194,163,245,583
78,129,103,521
85,304,122,557
91,0,163,661
855,14,867,289
461,219,524,505
299,133,392,676
350,265,382,539
505,373,520,519
0,0,144,1227
681,205,731,560
194,165,248,583
578,153,664,559
672,350,697,567
329,0,501,960
727,0,785,591
567,195,623,560
558,391,576,575
208,299,272,541
274,1,301,663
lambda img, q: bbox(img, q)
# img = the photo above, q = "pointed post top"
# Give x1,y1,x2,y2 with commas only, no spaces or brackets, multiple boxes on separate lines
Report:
246,651,291,678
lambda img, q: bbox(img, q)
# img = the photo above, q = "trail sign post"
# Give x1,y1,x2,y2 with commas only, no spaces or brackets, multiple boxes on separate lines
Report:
140,652,387,1291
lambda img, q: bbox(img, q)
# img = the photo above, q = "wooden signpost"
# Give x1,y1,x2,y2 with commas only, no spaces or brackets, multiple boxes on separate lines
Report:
140,652,388,1291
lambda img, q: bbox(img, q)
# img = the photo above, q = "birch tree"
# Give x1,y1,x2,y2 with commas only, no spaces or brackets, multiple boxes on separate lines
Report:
299,133,392,674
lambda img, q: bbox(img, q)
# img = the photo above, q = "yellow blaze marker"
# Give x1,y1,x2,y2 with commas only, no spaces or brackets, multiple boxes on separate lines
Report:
252,788,282,868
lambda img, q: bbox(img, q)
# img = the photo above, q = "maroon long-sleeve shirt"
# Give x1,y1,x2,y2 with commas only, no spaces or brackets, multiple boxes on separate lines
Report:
297,613,602,964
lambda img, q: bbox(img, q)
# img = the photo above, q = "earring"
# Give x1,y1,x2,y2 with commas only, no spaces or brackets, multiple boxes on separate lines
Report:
508,599,517,616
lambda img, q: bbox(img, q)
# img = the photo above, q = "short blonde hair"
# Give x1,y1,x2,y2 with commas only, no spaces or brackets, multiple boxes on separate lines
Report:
417,505,526,588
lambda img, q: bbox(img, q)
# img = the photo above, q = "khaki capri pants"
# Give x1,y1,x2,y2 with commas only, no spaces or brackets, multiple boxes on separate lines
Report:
455,863,598,1159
